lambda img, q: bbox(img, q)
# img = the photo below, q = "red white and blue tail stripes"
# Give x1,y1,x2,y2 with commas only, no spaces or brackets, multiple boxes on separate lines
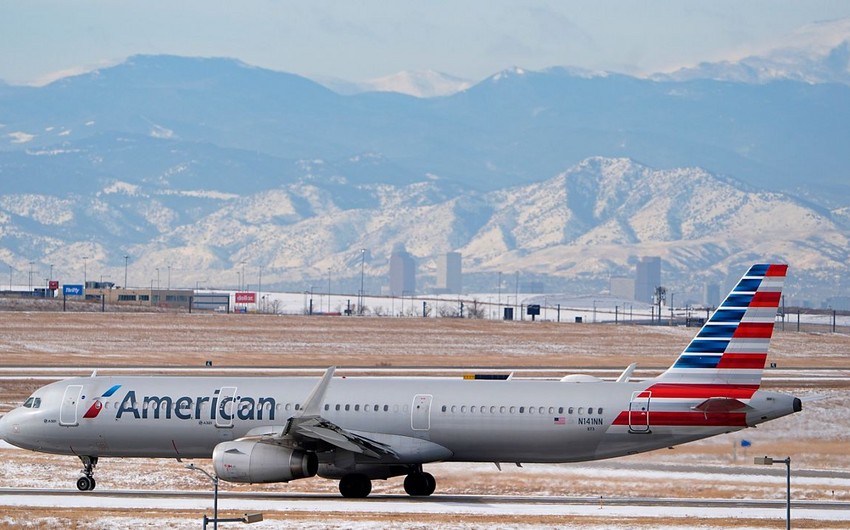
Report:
656,263,786,386
609,264,787,432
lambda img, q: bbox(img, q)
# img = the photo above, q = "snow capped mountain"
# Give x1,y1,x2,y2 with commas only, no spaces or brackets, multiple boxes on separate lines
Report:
316,70,472,98
361,70,472,98
1,157,848,300
657,18,850,85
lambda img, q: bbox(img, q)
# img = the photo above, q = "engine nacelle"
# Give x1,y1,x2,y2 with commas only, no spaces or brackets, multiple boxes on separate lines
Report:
212,440,318,483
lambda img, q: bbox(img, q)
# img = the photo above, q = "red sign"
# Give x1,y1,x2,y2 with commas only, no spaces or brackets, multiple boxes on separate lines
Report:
235,292,256,304
49,280,59,290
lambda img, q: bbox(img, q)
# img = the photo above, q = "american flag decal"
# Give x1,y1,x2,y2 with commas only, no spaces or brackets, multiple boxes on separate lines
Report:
554,417,565,425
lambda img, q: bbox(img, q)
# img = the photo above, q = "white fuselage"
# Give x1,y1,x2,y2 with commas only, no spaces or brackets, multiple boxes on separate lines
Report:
0,374,798,465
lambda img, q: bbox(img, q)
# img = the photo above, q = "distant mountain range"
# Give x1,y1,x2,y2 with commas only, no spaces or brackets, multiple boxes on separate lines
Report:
1,49,849,302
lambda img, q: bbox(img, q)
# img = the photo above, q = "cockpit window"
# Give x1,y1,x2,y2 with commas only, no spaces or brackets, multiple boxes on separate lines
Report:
23,397,34,408
22,397,41,409
33,398,41,408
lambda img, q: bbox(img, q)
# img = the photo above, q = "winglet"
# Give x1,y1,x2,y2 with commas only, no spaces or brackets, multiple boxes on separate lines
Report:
296,367,336,418
616,363,637,383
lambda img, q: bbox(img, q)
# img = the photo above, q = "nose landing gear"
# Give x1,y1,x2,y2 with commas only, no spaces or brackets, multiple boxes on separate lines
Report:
76,455,98,491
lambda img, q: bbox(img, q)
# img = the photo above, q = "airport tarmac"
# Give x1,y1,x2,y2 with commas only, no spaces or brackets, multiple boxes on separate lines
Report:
1,488,849,529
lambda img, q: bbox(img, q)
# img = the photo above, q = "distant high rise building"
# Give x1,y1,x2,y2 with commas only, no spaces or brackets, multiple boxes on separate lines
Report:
634,256,661,304
704,283,720,308
436,252,462,294
389,244,416,296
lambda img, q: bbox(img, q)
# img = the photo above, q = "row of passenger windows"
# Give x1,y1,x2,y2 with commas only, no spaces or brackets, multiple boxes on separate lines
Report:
321,403,408,413
70,399,601,417
441,405,603,415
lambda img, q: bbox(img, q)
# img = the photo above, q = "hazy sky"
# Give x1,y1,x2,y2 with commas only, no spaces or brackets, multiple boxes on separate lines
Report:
2,1,849,85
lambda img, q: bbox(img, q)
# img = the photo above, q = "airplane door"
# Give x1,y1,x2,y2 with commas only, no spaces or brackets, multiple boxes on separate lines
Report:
411,394,433,431
628,391,651,433
216,387,238,428
59,385,83,426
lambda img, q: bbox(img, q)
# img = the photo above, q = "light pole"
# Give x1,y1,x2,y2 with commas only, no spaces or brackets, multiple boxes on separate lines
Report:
497,271,502,319
327,267,332,313
258,266,263,313
359,249,366,315
123,255,129,289
167,264,171,290
514,271,519,320
83,256,88,286
240,261,246,292
8,264,12,290
186,463,219,530
755,456,791,530
156,268,160,290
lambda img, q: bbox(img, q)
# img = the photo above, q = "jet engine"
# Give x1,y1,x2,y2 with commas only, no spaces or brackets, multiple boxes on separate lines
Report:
212,440,318,483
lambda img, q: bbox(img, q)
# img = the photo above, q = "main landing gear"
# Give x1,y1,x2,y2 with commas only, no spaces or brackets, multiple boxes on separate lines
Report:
76,456,98,491
337,467,436,498
403,470,436,497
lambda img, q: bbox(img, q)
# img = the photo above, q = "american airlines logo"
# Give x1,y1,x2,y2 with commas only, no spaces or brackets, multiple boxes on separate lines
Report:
114,389,277,421
83,385,122,419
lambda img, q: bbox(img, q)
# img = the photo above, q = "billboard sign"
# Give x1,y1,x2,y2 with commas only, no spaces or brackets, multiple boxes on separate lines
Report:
63,284,84,296
49,280,59,290
235,292,256,304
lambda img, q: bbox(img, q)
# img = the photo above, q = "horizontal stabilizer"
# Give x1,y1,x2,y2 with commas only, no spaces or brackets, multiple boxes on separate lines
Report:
692,397,751,413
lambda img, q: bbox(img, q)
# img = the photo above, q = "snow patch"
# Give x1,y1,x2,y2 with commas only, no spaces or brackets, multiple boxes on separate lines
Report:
7,132,34,144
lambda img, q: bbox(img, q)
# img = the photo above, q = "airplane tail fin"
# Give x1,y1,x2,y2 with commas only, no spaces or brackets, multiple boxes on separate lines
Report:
655,264,787,387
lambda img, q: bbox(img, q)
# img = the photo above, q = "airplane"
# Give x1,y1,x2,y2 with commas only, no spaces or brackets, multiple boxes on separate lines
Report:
0,263,801,498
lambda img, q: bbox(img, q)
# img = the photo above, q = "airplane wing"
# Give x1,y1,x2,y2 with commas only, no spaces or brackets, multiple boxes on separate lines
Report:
234,367,398,459
291,416,398,458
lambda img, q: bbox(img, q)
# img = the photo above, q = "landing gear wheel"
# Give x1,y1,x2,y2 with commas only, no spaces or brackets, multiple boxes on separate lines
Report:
77,455,98,491
76,475,95,491
339,473,372,498
404,472,436,496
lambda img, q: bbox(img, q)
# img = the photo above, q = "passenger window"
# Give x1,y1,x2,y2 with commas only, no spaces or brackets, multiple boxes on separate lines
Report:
345,404,350,411
451,405,457,413
442,405,447,412
568,407,574,414
490,406,496,414
500,406,506,414
324,404,330,411
471,406,477,413
519,407,525,413
529,407,535,415
539,407,545,414
588,407,594,414
295,404,301,410
285,403,292,411
578,407,584,414
598,408,603,415
558,407,564,414
335,404,341,411
383,405,389,412
548,406,554,414
355,405,360,411
510,406,516,413
373,405,379,412
461,406,467,413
